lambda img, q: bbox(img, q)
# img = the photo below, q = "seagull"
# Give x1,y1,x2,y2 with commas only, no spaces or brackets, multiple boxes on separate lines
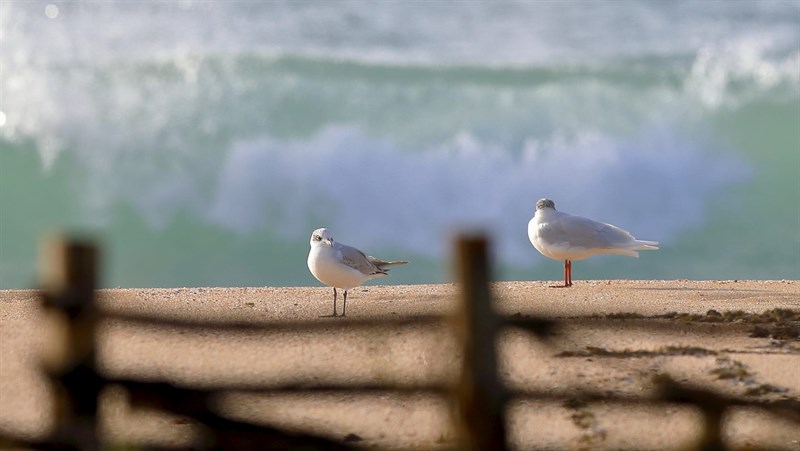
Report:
307,228,408,317
528,198,658,287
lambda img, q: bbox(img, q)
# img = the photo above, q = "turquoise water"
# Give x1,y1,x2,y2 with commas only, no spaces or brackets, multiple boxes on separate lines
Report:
1,1,799,288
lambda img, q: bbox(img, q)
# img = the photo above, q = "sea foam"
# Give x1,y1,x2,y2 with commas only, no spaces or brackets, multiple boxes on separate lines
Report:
208,126,750,265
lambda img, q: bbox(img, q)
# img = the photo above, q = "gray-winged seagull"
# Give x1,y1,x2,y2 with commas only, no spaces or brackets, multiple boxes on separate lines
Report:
307,227,408,317
528,198,658,287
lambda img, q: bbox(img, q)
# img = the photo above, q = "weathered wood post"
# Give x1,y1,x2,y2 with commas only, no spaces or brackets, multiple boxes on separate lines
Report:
39,236,101,449
656,376,727,451
451,234,508,451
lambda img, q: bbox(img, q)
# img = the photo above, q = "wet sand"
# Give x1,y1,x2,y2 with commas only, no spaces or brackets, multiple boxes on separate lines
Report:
1,280,798,449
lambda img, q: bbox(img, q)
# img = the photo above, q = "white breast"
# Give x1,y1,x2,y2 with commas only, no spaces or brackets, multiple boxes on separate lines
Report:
307,246,369,290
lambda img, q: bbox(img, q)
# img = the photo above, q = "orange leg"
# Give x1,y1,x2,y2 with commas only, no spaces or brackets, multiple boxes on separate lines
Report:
566,260,573,287
550,260,573,288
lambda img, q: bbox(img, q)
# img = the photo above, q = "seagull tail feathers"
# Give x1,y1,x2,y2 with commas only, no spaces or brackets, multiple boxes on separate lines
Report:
606,240,659,258
632,240,659,251
367,257,409,271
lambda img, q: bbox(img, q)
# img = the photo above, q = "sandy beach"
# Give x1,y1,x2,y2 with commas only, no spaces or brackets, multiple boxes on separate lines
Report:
1,280,798,450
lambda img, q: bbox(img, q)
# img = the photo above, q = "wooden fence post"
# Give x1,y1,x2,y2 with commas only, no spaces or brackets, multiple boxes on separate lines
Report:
451,234,507,451
39,236,101,450
656,376,727,451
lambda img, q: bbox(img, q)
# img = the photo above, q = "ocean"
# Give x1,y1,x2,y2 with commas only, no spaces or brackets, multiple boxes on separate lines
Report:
1,0,798,289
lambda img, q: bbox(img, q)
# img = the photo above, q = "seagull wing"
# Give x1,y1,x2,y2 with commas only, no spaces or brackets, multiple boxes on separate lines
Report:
544,212,639,249
336,243,385,276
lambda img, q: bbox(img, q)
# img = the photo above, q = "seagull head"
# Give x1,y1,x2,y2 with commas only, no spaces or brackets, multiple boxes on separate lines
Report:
536,198,556,211
310,228,334,247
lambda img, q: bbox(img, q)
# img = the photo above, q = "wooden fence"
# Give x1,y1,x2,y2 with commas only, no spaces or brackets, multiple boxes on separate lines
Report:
0,235,798,450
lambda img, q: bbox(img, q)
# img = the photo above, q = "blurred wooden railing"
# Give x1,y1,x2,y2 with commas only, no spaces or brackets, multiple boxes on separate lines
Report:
0,235,798,450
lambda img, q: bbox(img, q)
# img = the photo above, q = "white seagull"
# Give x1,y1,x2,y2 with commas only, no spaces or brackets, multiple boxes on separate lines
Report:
307,228,408,317
528,198,658,287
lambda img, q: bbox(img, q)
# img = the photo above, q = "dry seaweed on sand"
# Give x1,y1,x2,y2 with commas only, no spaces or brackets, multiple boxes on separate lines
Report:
556,345,717,358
